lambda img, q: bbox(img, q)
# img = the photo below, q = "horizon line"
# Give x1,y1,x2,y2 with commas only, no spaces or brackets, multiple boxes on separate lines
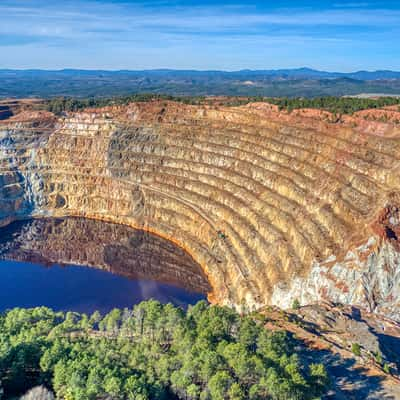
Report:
1,67,400,74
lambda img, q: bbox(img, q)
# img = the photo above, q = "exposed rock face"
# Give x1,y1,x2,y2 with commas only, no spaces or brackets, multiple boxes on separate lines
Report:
262,303,400,396
0,101,399,317
0,217,210,294
271,238,400,320
0,113,54,225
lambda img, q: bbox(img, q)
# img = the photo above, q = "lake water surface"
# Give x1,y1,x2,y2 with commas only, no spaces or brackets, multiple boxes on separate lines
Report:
0,218,210,314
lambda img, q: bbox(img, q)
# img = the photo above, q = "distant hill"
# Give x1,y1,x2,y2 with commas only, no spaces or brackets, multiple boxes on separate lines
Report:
1,68,400,98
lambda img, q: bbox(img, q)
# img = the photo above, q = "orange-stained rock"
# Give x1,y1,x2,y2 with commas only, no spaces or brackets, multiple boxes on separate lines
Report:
0,100,399,317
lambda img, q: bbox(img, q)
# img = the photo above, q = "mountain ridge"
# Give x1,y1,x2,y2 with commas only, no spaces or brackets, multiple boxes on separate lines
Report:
1,67,400,79
2,68,400,98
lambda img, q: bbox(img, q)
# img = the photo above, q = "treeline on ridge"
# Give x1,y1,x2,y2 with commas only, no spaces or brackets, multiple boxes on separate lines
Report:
267,96,400,114
0,300,329,400
40,94,400,116
41,94,207,114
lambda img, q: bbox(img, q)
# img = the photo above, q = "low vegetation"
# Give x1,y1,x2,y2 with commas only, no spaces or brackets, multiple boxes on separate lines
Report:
0,301,329,400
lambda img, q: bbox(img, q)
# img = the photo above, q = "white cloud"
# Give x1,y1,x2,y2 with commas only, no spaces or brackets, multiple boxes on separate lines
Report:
1,0,399,41
0,0,398,70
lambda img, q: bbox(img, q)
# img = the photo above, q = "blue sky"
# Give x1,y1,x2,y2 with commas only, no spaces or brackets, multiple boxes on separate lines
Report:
0,0,399,71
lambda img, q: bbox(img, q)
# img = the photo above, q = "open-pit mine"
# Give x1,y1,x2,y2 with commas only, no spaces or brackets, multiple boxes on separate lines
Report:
1,100,400,320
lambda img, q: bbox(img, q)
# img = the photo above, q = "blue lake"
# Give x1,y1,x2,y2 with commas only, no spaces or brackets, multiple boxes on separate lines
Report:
0,218,209,314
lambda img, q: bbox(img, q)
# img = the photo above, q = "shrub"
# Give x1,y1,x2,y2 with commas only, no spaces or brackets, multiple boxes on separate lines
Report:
375,351,383,365
351,343,361,357
383,363,391,374
292,299,301,310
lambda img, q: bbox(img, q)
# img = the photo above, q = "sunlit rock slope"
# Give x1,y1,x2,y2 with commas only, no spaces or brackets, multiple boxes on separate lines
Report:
0,101,399,318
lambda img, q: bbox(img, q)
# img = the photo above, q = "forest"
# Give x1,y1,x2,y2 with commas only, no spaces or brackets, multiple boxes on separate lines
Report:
1,69,400,98
0,301,329,400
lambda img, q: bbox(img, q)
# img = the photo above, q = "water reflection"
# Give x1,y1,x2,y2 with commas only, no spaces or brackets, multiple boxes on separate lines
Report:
0,217,211,313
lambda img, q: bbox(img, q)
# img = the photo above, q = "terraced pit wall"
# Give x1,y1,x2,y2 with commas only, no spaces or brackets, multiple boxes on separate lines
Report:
0,101,399,318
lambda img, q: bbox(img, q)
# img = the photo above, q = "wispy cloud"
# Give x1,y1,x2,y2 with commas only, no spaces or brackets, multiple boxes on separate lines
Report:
1,1,399,37
0,0,399,70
